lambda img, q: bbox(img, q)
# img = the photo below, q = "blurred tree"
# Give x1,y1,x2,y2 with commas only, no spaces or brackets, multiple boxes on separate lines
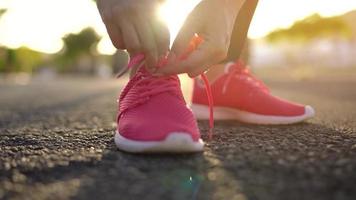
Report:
62,27,101,60
0,9,6,18
266,14,352,43
0,47,42,73
0,9,7,72
342,10,356,40
59,27,101,73
15,47,43,73
0,47,10,73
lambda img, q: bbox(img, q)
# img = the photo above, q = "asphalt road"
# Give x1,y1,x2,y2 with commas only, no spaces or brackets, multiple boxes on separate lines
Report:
1,74,356,200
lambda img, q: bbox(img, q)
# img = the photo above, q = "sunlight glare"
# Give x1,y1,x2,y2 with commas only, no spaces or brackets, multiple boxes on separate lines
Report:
249,0,356,38
159,0,200,45
1,0,356,54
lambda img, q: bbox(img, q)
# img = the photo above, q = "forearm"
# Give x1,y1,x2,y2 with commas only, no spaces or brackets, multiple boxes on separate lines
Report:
227,0,246,6
226,0,246,18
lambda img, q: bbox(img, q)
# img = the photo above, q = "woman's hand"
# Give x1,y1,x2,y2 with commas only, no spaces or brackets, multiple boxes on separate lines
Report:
154,0,244,77
97,0,170,70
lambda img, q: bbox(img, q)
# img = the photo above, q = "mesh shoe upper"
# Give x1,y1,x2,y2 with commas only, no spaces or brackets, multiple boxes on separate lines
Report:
192,61,306,116
118,67,201,141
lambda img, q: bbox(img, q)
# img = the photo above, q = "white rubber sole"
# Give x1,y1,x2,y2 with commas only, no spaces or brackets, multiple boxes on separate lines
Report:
115,131,204,153
191,104,315,125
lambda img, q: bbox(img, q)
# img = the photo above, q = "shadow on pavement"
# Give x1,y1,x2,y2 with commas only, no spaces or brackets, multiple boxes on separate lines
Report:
2,122,356,200
72,122,356,200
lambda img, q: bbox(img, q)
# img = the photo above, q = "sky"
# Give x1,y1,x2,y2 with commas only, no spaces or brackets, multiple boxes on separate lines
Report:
0,0,356,54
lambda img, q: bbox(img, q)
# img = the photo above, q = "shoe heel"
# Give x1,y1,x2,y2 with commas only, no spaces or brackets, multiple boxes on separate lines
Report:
190,104,210,120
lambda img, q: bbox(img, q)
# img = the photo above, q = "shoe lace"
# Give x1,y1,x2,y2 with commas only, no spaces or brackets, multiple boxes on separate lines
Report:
201,73,214,139
116,36,214,139
222,60,269,94
180,36,214,139
117,56,181,121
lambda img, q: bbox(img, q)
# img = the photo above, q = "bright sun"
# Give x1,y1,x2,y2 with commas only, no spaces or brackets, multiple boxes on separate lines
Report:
158,0,200,45
1,0,356,54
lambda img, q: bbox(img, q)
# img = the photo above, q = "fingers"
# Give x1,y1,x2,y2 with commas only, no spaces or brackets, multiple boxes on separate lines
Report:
154,38,227,77
119,19,141,55
135,14,159,71
98,1,125,49
151,19,170,57
105,22,125,49
186,41,228,77
184,34,228,77
100,1,170,70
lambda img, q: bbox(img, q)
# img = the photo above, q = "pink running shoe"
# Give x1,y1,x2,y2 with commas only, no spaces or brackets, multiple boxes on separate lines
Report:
191,61,315,124
115,62,204,153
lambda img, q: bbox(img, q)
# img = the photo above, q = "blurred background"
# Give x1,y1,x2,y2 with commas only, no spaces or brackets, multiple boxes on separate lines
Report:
0,0,356,84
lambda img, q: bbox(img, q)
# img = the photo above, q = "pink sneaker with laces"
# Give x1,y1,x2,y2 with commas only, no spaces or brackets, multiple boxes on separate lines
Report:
191,60,315,124
115,61,204,153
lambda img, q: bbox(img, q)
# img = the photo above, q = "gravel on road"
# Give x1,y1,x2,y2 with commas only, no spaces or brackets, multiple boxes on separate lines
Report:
1,76,356,200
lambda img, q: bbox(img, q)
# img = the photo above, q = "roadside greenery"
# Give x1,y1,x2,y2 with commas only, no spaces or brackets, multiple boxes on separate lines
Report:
266,14,352,43
0,27,101,73
0,11,354,73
